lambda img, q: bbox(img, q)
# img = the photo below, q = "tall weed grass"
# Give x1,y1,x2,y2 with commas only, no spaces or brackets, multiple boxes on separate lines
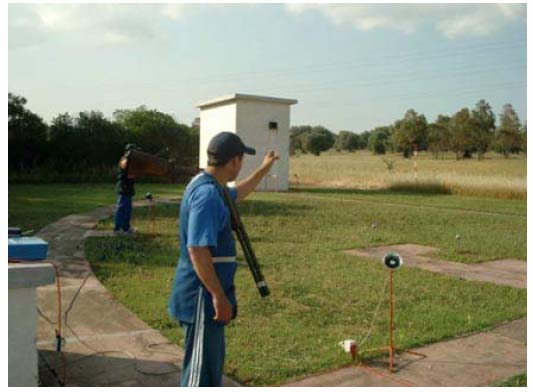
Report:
290,151,526,200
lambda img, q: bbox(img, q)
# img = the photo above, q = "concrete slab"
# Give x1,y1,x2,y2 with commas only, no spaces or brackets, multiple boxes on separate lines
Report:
83,230,117,239
36,282,153,343
283,365,405,387
385,329,527,387
344,244,526,289
283,319,526,387
490,319,527,344
37,330,238,387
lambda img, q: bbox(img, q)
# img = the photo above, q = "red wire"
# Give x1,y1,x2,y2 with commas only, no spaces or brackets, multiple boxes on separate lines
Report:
357,362,416,387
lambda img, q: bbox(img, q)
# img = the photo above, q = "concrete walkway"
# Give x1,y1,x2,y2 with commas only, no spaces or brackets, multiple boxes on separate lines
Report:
35,201,239,387
344,244,526,289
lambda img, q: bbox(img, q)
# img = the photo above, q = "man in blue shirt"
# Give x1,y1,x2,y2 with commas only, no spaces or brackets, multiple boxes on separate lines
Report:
168,132,279,387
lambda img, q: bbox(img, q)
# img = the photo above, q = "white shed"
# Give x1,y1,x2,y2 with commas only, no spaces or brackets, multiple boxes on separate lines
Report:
196,93,298,191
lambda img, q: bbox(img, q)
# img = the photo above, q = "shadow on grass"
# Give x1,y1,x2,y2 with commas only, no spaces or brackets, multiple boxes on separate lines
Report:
85,235,179,268
87,199,309,269
289,186,444,198
133,199,312,218
238,199,312,217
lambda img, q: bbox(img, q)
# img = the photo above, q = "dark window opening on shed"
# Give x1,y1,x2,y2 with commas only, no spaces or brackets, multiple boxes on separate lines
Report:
269,121,278,130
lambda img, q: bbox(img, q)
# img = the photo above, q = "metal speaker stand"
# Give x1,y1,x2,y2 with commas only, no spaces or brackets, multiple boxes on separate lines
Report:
361,253,426,372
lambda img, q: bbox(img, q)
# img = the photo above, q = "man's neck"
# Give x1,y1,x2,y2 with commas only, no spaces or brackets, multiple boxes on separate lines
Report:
204,166,229,186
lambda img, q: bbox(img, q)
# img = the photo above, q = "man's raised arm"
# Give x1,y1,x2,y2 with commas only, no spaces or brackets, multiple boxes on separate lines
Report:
235,151,279,202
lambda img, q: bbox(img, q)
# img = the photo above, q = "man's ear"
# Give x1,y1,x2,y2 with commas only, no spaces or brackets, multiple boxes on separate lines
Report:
230,156,241,168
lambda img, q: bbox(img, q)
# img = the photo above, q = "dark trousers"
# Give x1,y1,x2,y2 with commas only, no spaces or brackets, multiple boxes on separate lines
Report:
114,194,132,231
180,289,226,387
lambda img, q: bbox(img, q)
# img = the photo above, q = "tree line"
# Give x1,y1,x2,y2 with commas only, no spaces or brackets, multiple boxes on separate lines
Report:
9,92,526,182
290,100,526,159
9,93,199,181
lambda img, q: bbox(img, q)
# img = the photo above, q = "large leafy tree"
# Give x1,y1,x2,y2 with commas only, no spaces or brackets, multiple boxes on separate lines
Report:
335,130,360,152
368,126,392,155
48,111,126,171
48,113,77,170
494,104,522,157
427,115,451,159
304,126,336,156
470,99,495,159
289,125,335,156
113,106,193,164
392,109,428,157
289,125,313,155
358,130,371,150
449,108,475,159
77,111,127,168
8,93,49,170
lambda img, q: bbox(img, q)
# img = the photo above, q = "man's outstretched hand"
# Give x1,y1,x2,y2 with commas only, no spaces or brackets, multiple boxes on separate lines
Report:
261,150,280,170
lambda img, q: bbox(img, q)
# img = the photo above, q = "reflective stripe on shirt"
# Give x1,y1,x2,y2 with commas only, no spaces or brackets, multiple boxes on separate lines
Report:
212,256,236,263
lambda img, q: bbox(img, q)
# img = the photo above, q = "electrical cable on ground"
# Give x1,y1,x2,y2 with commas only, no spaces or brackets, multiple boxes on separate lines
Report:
356,276,389,348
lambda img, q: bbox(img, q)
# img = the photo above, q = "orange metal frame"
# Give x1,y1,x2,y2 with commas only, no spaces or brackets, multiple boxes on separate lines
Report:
359,269,426,372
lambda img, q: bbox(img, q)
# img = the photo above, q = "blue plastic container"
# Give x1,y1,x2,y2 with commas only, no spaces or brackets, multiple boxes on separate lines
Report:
8,237,49,261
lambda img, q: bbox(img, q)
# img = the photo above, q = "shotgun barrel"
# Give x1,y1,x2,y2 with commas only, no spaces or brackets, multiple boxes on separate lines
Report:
222,187,270,297
122,149,199,180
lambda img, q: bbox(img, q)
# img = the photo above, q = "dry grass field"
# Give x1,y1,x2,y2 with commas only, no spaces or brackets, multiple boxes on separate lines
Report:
290,150,526,199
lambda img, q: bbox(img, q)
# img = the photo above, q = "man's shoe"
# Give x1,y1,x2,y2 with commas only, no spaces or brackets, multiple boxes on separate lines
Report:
124,227,137,235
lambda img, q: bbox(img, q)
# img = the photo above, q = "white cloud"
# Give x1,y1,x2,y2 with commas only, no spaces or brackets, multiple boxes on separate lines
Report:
102,32,131,46
161,4,186,21
284,3,526,38
9,4,187,49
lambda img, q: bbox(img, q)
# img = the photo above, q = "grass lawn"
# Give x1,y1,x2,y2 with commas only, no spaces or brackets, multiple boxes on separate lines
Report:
83,187,526,385
8,183,184,232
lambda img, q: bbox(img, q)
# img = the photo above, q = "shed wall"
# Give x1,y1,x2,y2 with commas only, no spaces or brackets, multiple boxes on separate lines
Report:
199,103,237,169
235,100,290,191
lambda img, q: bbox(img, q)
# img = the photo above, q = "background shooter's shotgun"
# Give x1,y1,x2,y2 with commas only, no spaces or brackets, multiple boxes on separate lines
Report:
222,187,270,297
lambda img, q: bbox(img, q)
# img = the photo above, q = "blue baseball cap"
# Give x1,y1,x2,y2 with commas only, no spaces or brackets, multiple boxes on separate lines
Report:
207,132,256,164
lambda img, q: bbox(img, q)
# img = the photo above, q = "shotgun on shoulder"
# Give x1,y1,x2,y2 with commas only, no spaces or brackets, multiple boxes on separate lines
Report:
221,186,270,297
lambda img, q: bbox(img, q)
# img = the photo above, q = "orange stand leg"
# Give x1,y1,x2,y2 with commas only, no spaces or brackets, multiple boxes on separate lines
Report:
360,270,426,372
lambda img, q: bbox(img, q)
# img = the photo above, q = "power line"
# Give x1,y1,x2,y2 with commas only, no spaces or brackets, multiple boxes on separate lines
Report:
257,60,526,96
162,38,526,86
87,38,526,92
305,80,525,112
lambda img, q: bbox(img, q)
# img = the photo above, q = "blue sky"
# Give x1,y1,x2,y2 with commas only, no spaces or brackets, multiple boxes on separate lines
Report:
8,3,527,132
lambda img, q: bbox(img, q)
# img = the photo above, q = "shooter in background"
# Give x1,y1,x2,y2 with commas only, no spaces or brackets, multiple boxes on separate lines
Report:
113,143,137,234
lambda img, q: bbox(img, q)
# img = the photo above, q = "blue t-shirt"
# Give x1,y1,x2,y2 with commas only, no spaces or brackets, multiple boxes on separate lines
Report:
168,172,239,325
